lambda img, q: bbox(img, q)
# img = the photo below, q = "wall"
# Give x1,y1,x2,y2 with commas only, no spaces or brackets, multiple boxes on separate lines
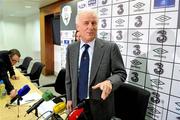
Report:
0,14,40,60
40,0,70,75
0,16,25,51
25,14,40,60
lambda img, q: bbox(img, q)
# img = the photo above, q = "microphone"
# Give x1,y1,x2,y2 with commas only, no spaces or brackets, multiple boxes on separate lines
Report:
44,102,66,120
26,90,54,114
10,85,30,104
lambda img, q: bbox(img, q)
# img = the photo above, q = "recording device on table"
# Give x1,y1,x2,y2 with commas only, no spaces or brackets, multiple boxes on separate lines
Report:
6,85,30,106
44,102,66,120
25,90,54,117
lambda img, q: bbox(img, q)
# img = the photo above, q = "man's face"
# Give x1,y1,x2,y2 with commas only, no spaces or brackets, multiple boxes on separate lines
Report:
10,54,20,65
76,13,97,43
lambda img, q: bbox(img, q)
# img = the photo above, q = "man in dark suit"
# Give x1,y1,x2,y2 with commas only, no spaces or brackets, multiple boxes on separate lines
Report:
65,9,127,120
0,49,21,98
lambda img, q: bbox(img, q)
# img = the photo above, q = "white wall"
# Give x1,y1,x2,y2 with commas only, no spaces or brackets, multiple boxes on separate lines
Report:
25,14,40,60
0,16,25,51
0,14,40,60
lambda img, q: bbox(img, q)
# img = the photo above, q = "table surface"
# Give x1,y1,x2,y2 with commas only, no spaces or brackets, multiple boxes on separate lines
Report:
0,69,67,120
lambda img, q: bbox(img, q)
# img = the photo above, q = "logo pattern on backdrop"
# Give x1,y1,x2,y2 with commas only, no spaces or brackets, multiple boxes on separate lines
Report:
82,0,179,119
59,0,180,119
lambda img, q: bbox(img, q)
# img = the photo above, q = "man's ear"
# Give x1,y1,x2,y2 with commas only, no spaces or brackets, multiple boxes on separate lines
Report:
76,24,79,31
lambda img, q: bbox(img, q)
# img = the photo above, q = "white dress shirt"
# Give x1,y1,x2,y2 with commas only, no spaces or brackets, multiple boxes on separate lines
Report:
78,39,95,98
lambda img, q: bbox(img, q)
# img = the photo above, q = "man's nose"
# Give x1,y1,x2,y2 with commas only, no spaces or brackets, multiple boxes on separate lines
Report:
88,23,94,28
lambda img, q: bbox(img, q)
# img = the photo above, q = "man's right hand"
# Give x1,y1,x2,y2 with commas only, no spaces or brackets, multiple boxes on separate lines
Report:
67,100,73,113
9,89,17,98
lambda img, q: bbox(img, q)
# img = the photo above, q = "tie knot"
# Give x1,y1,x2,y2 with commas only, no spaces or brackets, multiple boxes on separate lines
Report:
84,44,89,50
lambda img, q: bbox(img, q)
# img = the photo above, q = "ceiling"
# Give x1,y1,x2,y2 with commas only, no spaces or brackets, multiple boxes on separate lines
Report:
0,0,59,18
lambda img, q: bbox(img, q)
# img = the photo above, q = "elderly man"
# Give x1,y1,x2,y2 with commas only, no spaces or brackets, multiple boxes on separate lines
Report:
65,9,127,120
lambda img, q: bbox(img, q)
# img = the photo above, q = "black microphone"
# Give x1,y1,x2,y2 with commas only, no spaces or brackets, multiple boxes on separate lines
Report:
26,90,54,114
10,85,30,104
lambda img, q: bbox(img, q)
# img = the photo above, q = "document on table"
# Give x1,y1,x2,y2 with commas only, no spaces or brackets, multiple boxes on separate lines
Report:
11,92,55,118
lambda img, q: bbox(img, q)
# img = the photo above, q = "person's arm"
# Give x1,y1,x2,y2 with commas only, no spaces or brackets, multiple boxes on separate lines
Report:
65,45,72,100
0,65,14,95
92,43,127,100
107,43,127,90
65,45,73,112
8,62,16,78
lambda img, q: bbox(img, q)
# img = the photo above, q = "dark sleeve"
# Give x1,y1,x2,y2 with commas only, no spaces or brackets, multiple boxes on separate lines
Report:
65,45,72,101
107,43,127,90
8,64,15,77
0,60,14,94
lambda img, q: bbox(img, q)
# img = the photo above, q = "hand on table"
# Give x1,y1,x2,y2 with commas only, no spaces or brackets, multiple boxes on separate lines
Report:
11,75,19,80
9,89,17,98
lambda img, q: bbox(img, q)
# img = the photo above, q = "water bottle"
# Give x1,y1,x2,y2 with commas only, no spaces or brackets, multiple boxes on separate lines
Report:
0,80,6,98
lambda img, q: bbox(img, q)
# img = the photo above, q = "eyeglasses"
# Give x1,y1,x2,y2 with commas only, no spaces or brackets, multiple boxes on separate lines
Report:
11,58,19,63
12,59,19,63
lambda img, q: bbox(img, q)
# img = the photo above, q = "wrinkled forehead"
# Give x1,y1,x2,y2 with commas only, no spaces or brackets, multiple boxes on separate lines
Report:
76,10,98,25
78,14,98,26
81,12,97,20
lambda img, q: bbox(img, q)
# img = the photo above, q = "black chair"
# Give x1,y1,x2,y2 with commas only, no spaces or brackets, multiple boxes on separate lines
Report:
113,83,150,120
24,62,45,86
16,56,33,73
38,68,66,103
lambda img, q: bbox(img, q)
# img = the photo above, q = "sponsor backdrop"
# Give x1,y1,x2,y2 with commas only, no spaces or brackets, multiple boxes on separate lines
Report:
60,0,180,119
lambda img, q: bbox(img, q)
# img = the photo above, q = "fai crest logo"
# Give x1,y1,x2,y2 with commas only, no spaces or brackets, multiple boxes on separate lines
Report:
61,5,72,26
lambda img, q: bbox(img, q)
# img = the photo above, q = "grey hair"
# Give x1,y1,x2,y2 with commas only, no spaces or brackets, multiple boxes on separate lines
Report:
75,9,98,25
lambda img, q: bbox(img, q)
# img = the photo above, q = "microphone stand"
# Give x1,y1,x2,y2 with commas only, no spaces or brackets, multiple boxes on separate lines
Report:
17,96,23,117
35,108,39,117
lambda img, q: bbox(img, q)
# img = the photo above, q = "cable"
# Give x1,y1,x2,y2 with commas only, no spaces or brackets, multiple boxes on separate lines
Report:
36,110,52,120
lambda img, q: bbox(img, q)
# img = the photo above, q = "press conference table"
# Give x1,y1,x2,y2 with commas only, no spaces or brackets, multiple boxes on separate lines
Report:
0,69,67,120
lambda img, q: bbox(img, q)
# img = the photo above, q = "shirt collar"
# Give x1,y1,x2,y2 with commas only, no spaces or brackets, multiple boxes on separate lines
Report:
80,39,95,49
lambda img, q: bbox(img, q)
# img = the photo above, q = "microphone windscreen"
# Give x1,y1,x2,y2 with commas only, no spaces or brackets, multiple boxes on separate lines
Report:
53,102,66,114
42,90,54,101
18,85,30,96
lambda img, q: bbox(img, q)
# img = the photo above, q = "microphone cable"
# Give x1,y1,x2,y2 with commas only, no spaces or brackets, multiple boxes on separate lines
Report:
36,110,52,120
36,110,63,120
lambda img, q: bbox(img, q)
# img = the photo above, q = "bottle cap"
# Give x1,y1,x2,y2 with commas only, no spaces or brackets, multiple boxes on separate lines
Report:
0,80,4,84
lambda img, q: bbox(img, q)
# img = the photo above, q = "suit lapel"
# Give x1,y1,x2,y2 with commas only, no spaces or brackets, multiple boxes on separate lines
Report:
90,39,105,84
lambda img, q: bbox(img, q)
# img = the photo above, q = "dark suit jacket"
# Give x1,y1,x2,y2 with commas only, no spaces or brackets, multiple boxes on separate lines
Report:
65,38,127,120
0,51,15,94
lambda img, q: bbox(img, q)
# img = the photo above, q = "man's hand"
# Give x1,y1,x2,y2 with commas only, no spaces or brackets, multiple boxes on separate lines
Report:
67,100,73,113
92,80,112,100
11,75,19,80
9,89,17,98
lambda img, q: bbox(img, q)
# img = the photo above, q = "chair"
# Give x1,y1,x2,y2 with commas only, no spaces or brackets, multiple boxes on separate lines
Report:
16,57,33,73
24,62,45,86
113,83,150,120
38,68,66,103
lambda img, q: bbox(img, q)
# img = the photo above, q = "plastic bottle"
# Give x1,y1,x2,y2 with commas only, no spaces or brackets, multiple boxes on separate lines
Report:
0,80,6,98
